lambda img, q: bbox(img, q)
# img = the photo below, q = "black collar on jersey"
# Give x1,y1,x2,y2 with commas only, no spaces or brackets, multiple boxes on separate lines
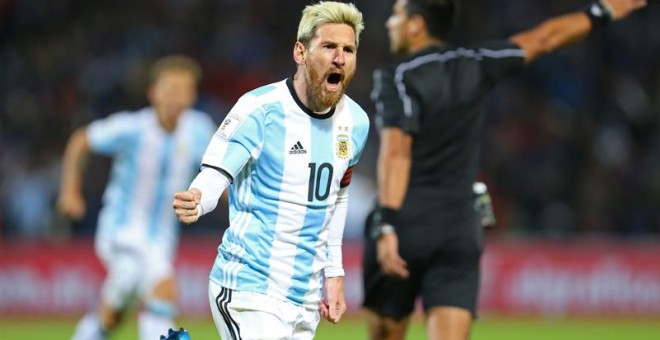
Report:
286,77,335,120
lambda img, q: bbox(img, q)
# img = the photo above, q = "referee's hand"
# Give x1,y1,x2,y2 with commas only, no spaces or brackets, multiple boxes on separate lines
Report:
376,232,409,279
604,0,647,21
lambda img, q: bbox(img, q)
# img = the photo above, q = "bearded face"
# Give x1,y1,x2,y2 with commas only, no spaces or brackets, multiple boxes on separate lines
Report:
304,61,354,111
299,23,357,112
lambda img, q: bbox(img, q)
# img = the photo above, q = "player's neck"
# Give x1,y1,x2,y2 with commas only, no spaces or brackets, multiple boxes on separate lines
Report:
292,73,331,113
292,74,309,109
155,110,178,133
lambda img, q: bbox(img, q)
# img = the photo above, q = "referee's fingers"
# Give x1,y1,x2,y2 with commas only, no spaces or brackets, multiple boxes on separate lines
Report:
384,257,409,279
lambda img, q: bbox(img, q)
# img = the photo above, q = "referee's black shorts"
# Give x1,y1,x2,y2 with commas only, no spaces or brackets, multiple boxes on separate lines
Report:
362,192,484,319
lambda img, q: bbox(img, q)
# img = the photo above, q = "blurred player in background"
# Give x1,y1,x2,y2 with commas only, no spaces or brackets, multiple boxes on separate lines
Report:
57,55,216,340
363,0,647,339
172,2,368,339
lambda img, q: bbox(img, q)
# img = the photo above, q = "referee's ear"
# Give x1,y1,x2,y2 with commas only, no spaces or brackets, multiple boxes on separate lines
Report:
407,15,425,36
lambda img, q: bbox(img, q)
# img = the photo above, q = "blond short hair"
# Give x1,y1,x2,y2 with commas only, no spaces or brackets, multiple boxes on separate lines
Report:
296,1,364,48
148,55,202,84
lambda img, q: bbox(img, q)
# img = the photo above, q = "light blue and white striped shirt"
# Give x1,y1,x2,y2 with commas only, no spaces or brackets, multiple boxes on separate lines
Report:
88,107,216,257
202,78,370,307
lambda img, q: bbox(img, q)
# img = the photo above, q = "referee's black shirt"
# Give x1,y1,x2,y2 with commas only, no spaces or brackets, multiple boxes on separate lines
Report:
372,40,525,200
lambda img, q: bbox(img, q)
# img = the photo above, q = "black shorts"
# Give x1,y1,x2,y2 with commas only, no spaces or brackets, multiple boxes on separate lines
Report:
362,194,484,319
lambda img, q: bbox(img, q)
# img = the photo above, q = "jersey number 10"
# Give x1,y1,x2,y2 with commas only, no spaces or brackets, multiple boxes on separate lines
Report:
308,162,333,202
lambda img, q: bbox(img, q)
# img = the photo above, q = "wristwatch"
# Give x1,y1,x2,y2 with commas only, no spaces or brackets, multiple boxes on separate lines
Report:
370,223,395,240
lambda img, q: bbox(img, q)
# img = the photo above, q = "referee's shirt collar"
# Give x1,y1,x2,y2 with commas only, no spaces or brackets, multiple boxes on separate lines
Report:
409,44,447,60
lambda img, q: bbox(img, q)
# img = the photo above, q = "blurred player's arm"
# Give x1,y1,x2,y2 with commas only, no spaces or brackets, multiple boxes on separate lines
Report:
173,166,230,225
57,127,91,220
511,0,646,64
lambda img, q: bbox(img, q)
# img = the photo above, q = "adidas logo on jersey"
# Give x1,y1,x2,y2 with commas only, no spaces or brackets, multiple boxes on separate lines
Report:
289,141,307,154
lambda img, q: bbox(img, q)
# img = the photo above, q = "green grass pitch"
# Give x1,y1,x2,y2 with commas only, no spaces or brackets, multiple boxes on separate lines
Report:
2,314,659,339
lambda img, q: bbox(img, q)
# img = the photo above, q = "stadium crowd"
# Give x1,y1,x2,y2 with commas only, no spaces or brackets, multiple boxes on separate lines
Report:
1,0,659,240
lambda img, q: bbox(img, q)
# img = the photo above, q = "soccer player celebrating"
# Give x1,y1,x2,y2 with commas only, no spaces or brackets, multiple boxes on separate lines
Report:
58,55,216,340
172,2,368,339
363,0,646,339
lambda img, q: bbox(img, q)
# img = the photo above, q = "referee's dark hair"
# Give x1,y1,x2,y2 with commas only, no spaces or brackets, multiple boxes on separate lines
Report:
405,0,455,41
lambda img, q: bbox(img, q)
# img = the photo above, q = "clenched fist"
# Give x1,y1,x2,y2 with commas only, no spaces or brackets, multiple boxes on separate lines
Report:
173,188,202,224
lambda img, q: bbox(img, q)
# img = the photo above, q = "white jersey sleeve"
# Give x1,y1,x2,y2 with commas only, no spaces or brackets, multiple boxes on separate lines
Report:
201,94,265,179
87,111,138,155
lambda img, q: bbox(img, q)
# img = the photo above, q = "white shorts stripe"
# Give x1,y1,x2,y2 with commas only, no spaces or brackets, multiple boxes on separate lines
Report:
208,281,320,340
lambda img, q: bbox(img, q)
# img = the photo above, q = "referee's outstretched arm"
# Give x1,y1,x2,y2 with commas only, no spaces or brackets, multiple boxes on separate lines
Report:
510,0,646,64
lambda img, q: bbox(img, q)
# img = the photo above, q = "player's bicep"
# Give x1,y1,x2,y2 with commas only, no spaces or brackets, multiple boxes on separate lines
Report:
201,133,252,179
201,102,264,178
87,112,135,154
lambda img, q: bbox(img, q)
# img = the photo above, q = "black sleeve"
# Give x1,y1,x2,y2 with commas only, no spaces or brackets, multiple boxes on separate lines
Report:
371,67,420,135
475,40,526,85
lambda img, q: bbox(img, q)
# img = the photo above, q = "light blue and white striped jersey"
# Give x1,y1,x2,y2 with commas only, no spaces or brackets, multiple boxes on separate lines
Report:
88,107,216,256
202,78,370,308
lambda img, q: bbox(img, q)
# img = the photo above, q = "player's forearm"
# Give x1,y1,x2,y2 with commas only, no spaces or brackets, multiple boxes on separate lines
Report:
325,190,348,277
59,128,90,193
188,166,230,216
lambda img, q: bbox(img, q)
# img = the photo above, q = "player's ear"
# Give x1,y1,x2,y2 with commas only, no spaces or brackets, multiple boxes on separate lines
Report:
293,41,306,64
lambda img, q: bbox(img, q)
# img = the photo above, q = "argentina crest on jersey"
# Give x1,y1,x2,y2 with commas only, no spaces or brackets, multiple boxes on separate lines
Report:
336,126,350,159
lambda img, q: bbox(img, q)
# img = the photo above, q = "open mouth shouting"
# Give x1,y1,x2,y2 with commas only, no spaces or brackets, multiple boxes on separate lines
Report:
325,72,343,92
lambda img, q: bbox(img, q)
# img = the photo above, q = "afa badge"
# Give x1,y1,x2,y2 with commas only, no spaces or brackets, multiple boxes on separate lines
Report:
336,134,350,159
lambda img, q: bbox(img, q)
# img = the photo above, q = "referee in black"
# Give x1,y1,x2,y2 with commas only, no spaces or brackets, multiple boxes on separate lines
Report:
362,0,647,339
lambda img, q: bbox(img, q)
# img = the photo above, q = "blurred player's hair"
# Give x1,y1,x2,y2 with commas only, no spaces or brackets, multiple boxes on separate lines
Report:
149,55,202,85
297,1,365,48
406,0,455,41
